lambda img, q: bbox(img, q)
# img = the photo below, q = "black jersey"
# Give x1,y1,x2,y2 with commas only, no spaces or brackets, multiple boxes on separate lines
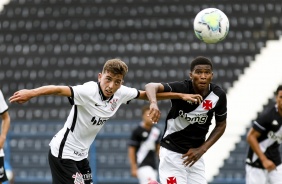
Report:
128,125,162,169
160,79,227,154
246,105,282,168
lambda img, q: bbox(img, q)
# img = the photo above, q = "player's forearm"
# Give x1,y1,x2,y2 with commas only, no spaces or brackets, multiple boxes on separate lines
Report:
1,112,10,139
128,148,137,169
145,83,160,103
139,91,185,101
247,136,268,162
246,129,269,162
32,85,70,97
156,92,183,100
201,121,226,152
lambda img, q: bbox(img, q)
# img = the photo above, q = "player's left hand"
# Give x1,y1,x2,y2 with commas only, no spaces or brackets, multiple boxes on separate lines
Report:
148,102,161,124
181,94,203,104
9,89,34,104
182,147,205,167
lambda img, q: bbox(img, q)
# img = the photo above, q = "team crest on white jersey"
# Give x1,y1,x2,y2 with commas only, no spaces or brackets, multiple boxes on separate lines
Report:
72,172,84,184
110,98,118,111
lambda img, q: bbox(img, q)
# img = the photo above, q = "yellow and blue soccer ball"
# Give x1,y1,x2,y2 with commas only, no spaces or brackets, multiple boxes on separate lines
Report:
193,8,229,44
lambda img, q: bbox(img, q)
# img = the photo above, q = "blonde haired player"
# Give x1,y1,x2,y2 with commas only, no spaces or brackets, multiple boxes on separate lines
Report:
10,59,203,184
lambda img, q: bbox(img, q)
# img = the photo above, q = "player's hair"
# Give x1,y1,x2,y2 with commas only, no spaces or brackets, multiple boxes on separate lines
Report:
275,85,282,95
190,56,213,71
103,59,128,78
142,105,150,115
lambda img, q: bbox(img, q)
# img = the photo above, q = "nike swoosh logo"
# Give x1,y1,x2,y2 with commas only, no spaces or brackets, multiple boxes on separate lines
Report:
95,104,101,106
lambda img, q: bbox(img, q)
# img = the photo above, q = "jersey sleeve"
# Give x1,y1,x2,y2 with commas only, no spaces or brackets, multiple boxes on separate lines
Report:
214,91,227,122
70,81,97,106
161,81,185,93
117,85,139,104
128,128,140,147
0,90,8,114
253,109,272,133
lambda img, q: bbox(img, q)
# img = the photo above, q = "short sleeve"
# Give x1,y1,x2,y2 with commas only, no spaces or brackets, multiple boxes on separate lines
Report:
161,81,187,93
116,85,139,104
71,81,97,106
252,109,272,133
0,90,8,114
214,92,227,122
128,128,140,147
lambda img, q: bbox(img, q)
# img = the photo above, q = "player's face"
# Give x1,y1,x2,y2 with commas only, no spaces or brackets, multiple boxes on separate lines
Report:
190,65,213,92
98,71,124,98
276,90,282,112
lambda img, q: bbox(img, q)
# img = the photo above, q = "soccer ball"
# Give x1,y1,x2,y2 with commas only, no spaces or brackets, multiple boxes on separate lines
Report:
193,8,229,44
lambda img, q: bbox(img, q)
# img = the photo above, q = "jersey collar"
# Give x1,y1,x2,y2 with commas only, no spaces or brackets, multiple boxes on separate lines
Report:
98,82,114,102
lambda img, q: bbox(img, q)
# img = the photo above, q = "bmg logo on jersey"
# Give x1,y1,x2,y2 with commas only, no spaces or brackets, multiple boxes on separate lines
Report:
179,110,208,124
91,117,108,126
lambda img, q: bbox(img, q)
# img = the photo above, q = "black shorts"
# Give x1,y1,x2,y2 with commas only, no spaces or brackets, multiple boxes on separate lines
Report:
48,150,93,184
0,156,8,182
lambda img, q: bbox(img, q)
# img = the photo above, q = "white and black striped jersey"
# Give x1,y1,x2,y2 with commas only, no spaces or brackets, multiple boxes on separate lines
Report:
160,79,227,154
0,90,8,157
246,104,282,168
49,81,139,161
128,124,162,169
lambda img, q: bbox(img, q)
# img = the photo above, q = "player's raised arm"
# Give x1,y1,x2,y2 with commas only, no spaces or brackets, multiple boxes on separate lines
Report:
9,85,71,104
143,82,203,123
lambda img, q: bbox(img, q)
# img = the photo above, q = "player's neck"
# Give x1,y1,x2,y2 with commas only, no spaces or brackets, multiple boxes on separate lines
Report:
142,123,152,131
192,83,210,97
194,88,209,97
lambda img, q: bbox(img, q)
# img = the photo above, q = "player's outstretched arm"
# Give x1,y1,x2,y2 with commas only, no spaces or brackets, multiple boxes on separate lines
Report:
9,85,71,104
143,83,202,102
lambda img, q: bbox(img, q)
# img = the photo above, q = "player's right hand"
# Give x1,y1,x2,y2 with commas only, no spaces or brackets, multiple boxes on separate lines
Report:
9,89,33,104
262,159,276,172
148,102,161,124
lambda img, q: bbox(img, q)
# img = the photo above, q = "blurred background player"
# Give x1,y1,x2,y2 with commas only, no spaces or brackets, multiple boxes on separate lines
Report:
145,56,227,184
128,105,162,184
0,89,11,184
245,85,282,184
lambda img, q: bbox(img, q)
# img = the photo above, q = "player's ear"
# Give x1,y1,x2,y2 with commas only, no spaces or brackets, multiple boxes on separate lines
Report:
98,73,102,82
189,72,192,79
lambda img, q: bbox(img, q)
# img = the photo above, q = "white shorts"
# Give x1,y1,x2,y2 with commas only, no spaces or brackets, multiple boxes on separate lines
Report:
137,166,158,184
159,147,207,184
246,164,282,184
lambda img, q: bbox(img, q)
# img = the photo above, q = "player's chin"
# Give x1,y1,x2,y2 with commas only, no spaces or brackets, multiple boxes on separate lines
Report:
197,83,207,89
